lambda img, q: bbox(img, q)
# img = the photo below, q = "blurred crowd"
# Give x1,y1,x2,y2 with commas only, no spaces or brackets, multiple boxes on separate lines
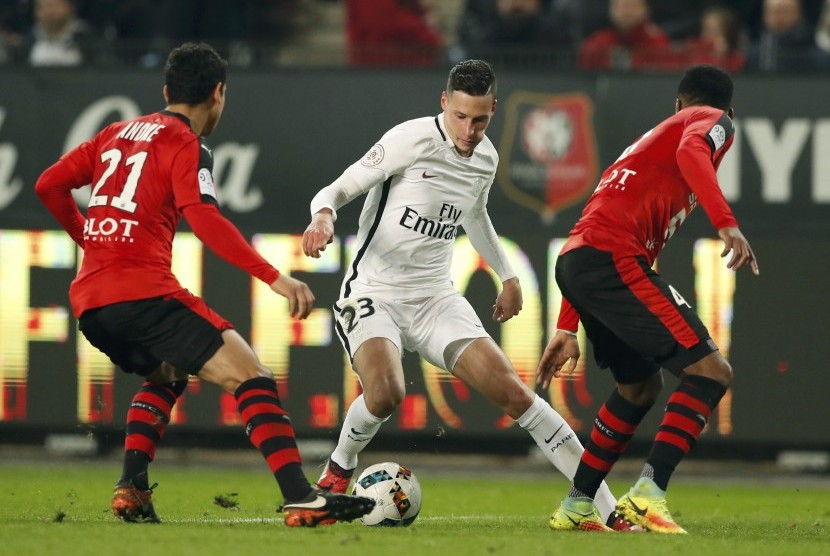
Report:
2,0,830,72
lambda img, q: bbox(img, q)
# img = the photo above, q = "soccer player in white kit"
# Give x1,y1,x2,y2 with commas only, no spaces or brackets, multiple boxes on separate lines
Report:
302,60,631,529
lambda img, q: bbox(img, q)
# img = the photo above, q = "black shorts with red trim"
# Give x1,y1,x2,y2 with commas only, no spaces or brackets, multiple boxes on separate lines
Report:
78,289,233,376
555,246,717,384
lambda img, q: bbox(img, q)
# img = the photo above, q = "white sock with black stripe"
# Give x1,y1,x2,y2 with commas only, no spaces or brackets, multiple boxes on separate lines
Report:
330,394,389,470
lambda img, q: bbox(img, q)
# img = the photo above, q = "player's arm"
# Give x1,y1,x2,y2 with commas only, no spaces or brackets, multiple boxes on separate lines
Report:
536,298,581,389
34,140,98,247
182,204,314,319
677,124,759,274
173,140,314,318
303,169,378,258
463,183,521,322
303,127,421,258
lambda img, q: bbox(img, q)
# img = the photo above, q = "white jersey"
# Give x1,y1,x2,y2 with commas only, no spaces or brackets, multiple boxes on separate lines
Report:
310,113,515,299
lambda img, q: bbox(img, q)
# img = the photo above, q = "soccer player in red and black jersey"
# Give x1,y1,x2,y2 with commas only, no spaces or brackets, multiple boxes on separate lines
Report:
34,42,373,527
538,65,759,534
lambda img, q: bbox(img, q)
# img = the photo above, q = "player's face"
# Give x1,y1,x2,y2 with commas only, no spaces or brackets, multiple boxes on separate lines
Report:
202,83,226,137
441,90,496,157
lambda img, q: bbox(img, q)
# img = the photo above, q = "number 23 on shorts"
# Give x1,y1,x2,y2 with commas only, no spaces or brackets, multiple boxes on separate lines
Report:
336,297,375,333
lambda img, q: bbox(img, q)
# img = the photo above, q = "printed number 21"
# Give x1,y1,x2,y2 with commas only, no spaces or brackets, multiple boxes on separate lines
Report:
88,148,148,214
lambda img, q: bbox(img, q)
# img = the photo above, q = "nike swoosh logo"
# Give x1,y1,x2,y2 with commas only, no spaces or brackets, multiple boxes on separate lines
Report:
628,497,648,516
544,423,565,444
200,143,212,156
287,494,327,509
350,427,364,435
422,170,438,179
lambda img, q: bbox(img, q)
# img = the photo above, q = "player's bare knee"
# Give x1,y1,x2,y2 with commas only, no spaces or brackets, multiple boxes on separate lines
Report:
365,384,404,417
687,353,733,388
253,363,273,380
211,364,272,395
365,396,400,418
709,358,733,388
502,384,534,419
618,373,662,406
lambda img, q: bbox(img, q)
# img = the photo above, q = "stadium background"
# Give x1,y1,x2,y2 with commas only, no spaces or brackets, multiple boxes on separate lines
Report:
0,1,828,467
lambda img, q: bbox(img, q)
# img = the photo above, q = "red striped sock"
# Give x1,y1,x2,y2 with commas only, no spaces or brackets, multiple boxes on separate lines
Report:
122,380,187,487
235,376,311,502
125,380,186,459
647,375,727,490
573,389,652,497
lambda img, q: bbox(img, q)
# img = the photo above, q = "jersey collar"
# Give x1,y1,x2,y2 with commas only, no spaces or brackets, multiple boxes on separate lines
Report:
435,113,451,146
160,109,192,129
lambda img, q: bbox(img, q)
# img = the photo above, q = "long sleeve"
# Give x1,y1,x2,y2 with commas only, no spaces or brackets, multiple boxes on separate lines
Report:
310,125,424,217
182,203,278,284
309,167,381,219
677,132,738,230
463,189,516,281
35,163,87,247
34,140,98,247
555,297,580,333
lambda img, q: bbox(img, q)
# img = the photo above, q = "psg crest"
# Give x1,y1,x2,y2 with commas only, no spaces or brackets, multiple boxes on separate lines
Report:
497,92,598,223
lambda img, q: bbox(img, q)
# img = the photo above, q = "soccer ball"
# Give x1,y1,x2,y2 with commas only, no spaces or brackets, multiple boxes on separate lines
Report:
351,462,422,526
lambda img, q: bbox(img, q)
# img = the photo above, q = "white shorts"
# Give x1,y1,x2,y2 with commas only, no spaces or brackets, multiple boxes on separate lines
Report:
332,291,490,372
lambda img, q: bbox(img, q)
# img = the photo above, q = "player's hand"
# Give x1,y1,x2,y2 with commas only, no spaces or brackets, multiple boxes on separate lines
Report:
718,227,759,275
302,209,335,259
536,330,580,389
270,274,315,319
492,277,522,323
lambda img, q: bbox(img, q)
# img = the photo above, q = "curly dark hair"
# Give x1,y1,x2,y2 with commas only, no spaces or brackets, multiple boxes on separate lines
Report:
164,42,228,105
446,59,497,99
677,64,733,110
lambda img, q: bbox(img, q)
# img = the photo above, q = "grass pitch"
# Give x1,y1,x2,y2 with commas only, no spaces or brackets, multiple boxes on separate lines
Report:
1,460,828,556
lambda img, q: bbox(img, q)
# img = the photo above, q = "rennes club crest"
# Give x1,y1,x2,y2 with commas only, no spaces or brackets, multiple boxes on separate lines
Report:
498,92,598,223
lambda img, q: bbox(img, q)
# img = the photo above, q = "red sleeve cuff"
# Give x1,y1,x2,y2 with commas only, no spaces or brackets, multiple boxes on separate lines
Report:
259,267,279,285
35,163,87,247
556,297,580,333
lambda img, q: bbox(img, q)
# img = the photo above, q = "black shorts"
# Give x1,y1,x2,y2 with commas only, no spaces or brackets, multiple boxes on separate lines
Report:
555,246,717,384
78,291,231,376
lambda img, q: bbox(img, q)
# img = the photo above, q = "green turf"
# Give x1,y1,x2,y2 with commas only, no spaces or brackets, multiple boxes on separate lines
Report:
1,461,828,556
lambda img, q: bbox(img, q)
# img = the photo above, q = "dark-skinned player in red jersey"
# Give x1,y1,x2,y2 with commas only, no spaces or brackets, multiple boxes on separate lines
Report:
34,42,374,527
539,65,759,534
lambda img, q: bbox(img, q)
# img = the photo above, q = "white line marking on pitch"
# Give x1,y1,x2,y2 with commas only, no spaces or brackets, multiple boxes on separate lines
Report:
162,515,518,525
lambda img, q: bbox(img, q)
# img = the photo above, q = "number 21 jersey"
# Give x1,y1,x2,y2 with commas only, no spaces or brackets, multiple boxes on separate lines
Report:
49,110,217,317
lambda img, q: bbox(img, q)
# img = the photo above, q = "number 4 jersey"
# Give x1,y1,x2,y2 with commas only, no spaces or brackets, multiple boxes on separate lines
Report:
35,110,269,318
561,105,738,266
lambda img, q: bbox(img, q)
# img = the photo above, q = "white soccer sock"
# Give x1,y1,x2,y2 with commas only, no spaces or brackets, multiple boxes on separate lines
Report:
330,394,389,470
517,394,616,521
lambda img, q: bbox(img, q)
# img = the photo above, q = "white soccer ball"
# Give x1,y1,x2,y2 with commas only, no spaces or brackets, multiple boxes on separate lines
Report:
351,462,422,527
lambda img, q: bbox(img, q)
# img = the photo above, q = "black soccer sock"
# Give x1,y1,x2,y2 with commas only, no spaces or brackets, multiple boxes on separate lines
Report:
572,389,652,498
122,450,152,489
646,375,727,490
234,377,312,502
